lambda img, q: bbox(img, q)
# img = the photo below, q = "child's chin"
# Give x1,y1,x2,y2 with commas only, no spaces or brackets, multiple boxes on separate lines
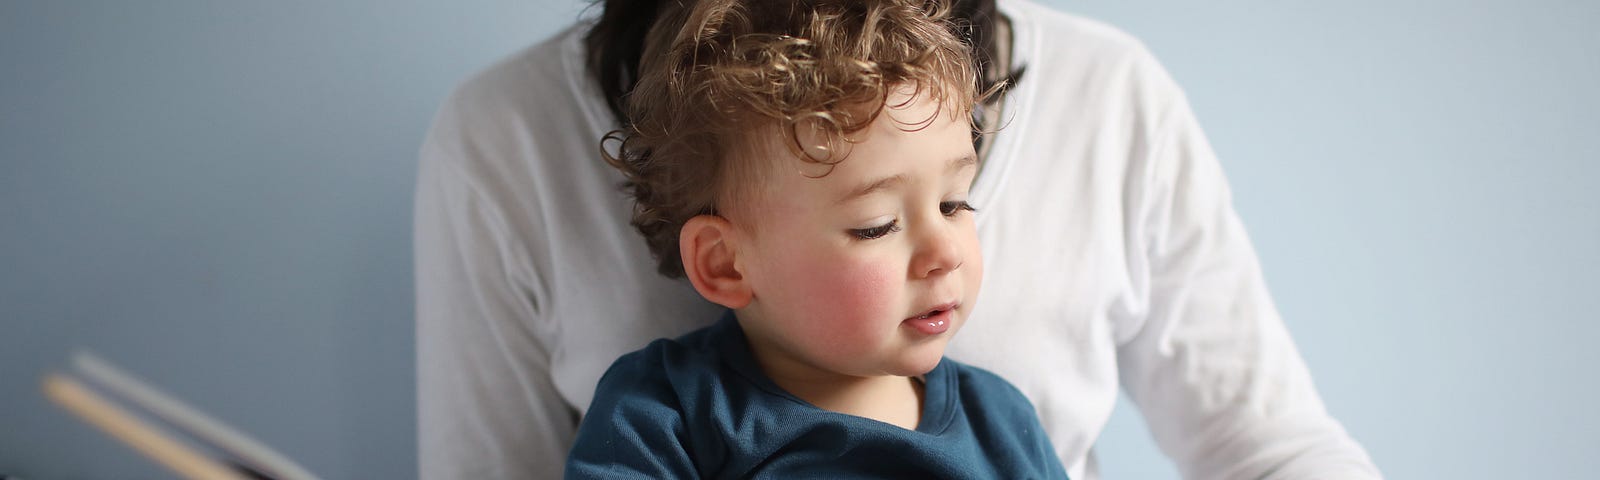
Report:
889,343,948,376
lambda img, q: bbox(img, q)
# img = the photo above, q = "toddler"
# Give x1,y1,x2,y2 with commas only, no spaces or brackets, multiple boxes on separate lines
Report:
565,1,1068,478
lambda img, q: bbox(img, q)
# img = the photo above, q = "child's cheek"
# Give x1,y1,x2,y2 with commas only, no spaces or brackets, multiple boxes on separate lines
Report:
791,252,898,347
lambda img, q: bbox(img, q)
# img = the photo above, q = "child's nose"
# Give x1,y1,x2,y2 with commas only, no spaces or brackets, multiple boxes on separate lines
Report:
910,222,963,278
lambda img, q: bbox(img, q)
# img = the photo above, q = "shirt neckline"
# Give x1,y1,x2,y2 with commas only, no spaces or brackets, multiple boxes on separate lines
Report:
709,310,957,435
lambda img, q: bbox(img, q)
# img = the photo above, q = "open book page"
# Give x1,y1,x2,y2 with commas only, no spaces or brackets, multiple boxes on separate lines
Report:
42,351,322,480
43,374,254,480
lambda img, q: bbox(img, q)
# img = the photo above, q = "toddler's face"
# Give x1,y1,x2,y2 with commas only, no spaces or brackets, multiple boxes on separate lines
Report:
731,87,983,381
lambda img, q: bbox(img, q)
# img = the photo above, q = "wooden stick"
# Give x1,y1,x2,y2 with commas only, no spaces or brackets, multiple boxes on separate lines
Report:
42,374,250,480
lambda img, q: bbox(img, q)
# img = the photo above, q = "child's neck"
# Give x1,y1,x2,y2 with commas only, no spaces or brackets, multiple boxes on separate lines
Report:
744,341,925,430
780,373,924,430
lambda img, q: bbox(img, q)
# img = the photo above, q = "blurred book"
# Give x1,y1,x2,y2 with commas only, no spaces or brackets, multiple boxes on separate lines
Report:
41,351,321,480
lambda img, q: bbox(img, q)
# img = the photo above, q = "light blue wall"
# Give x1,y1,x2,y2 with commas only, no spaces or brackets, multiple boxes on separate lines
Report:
1,1,1595,478
1069,2,1600,479
0,1,576,478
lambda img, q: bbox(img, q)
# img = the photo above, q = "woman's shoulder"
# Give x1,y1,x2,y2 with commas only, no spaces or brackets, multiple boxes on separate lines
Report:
441,21,597,120
423,20,614,184
1000,0,1176,96
1001,0,1150,60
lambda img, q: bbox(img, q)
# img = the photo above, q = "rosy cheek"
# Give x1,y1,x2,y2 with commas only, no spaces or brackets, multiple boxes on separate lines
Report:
784,250,898,345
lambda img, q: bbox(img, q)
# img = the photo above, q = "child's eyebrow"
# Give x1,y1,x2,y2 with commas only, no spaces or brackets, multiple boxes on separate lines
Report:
835,154,976,205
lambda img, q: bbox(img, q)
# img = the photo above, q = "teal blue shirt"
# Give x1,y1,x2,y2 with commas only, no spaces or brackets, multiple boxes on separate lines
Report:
566,312,1070,479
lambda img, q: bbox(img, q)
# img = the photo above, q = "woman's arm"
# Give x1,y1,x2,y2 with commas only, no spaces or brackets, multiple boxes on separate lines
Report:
1115,51,1383,479
415,84,573,479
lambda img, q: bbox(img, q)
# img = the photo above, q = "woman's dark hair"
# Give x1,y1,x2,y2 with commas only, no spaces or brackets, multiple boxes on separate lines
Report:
584,0,1021,128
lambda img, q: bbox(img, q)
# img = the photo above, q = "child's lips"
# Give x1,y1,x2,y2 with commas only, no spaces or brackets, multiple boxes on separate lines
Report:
903,302,959,335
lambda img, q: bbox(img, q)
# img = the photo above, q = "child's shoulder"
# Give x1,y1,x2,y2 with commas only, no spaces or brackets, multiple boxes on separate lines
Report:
944,358,1016,386
943,358,1039,410
941,358,1065,476
587,316,746,407
595,322,726,388
569,322,731,478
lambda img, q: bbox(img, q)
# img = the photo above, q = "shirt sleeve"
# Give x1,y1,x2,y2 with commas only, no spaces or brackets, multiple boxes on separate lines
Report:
1114,53,1383,479
414,89,571,479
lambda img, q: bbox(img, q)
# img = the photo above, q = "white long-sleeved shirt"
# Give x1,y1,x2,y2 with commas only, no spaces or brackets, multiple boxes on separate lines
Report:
415,1,1382,478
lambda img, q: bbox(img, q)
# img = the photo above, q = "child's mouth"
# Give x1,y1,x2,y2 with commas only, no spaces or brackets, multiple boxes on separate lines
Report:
903,302,958,335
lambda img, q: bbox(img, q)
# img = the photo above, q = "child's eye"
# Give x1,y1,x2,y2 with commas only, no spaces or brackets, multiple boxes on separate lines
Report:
939,201,977,217
849,220,901,240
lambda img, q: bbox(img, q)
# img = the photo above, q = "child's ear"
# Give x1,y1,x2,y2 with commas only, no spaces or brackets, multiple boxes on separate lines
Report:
679,214,752,309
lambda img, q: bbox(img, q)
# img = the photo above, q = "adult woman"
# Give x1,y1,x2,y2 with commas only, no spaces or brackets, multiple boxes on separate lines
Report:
415,0,1381,478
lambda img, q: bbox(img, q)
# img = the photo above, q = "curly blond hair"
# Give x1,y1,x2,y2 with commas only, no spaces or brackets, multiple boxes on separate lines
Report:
603,0,991,277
